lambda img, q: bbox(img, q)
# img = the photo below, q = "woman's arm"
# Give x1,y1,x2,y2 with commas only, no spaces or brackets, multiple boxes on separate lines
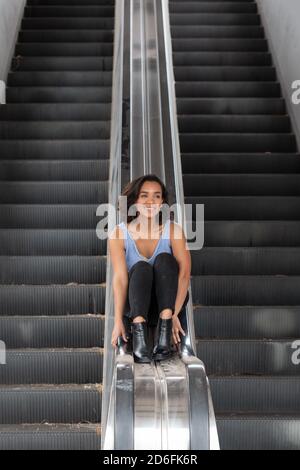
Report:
108,226,129,347
170,221,192,344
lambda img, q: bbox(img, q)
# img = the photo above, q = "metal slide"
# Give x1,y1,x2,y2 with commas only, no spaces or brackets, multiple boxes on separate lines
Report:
101,0,219,450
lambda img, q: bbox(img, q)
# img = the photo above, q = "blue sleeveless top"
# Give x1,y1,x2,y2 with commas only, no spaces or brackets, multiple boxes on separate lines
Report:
118,219,173,272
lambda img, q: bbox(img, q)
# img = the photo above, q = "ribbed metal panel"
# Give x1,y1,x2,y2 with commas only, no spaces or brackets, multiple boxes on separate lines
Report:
0,285,105,315
197,340,298,375
0,424,101,450
0,230,106,256
0,205,99,229
0,256,107,284
217,416,300,450
191,276,300,305
210,376,300,413
0,385,102,424
0,349,103,384
0,315,104,348
194,305,300,339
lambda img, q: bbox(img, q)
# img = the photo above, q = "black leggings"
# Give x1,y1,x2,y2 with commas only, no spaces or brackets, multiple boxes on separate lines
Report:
123,252,189,326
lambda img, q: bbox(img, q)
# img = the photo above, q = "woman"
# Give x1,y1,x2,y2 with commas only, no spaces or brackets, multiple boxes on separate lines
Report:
109,174,191,363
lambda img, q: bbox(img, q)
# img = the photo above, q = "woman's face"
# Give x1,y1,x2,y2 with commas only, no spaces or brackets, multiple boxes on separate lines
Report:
135,181,164,219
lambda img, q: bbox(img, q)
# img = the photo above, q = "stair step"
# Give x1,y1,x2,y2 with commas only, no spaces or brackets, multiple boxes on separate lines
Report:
0,140,109,160
173,52,271,66
196,339,299,375
19,29,114,43
216,415,300,450
0,103,111,121
171,25,265,39
194,306,300,339
12,56,113,71
0,424,101,450
0,160,109,181
178,115,290,133
0,316,104,348
16,42,113,57
170,2,257,14
183,174,300,196
198,220,300,247
177,98,285,115
180,133,297,152
170,13,261,26
172,38,267,52
190,247,300,275
22,17,114,30
0,256,106,284
181,153,300,173
0,349,103,384
7,87,112,104
0,384,102,424
0,205,100,228
27,0,114,4
0,182,108,203
8,71,113,87
0,121,110,139
191,275,300,305
24,6,114,17
174,66,276,81
0,284,105,315
0,229,106,255
211,376,300,413
186,196,300,220
175,82,281,98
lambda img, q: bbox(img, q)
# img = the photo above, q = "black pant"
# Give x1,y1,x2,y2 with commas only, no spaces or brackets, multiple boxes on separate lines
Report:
123,252,189,326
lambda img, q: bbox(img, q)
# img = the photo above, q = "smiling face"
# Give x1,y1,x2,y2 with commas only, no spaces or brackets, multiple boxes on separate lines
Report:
135,180,164,220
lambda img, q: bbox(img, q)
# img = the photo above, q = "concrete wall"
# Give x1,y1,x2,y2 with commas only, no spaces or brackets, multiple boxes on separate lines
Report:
257,0,300,151
0,0,26,82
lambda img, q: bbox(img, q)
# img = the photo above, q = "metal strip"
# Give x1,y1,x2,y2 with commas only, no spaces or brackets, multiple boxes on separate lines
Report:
157,357,190,450
134,363,162,450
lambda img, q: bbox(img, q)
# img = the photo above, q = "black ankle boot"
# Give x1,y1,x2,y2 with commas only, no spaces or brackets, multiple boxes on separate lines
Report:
152,318,173,361
132,322,151,364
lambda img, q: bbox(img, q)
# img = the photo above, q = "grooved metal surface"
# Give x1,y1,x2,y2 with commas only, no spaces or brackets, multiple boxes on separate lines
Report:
0,0,114,449
0,424,102,450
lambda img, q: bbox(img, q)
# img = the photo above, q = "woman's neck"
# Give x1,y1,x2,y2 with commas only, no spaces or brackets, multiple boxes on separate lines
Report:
128,217,163,237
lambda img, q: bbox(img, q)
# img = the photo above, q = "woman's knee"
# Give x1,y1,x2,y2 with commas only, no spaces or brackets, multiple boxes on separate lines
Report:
129,260,153,279
153,252,178,273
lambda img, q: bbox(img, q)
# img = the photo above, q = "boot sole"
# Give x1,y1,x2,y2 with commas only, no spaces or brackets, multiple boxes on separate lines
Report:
152,352,173,362
133,354,152,364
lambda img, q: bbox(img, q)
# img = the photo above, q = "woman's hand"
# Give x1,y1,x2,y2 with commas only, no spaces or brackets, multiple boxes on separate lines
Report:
172,315,186,346
111,320,128,349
